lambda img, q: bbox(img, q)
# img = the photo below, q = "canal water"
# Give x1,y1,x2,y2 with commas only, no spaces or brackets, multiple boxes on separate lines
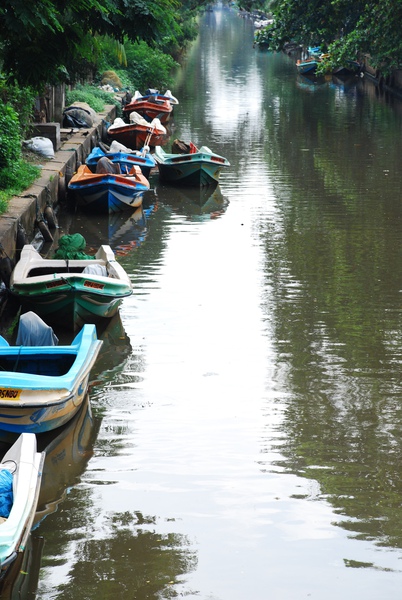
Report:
10,4,402,600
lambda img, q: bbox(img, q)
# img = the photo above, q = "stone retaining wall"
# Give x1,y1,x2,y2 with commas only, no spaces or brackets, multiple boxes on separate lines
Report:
0,105,116,262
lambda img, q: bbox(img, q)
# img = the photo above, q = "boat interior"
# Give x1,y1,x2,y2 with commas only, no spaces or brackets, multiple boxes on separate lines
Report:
0,353,75,376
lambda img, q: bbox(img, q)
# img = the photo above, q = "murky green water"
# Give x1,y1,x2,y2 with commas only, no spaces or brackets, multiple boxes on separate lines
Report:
6,5,402,599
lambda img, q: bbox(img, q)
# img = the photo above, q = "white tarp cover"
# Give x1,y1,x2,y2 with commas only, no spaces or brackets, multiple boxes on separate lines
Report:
16,311,59,346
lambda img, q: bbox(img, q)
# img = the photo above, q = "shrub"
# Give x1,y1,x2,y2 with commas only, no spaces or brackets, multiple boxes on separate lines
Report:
101,70,123,89
0,78,36,138
0,104,21,169
65,83,122,116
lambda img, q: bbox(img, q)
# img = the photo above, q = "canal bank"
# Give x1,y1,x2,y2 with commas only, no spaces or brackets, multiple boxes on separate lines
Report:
0,104,116,264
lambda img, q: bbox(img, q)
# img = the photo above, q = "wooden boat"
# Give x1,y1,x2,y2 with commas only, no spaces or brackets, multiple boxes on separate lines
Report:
0,433,44,574
107,115,168,150
122,91,174,123
0,312,102,434
128,89,179,106
10,244,133,331
296,56,319,74
68,161,150,213
86,141,155,179
153,140,230,187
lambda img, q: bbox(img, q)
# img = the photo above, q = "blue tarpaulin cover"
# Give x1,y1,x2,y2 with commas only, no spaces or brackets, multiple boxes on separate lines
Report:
0,469,13,518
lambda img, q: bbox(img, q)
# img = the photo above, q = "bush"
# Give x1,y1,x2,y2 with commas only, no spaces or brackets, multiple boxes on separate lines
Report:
99,40,178,92
101,70,123,89
65,83,122,116
0,104,21,169
124,42,178,91
0,78,36,138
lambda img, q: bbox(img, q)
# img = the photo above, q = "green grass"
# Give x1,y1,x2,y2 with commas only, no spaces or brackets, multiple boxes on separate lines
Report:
66,83,122,116
0,157,41,214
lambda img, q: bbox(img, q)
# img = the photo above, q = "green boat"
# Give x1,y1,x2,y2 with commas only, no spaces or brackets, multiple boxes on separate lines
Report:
154,140,230,187
10,244,133,331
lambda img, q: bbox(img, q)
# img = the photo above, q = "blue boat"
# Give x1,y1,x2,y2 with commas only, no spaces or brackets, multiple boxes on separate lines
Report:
86,145,156,179
68,163,150,213
296,56,319,74
0,312,102,434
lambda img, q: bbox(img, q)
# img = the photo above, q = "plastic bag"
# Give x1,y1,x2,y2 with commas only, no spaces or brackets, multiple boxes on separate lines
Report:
23,136,55,159
0,469,13,518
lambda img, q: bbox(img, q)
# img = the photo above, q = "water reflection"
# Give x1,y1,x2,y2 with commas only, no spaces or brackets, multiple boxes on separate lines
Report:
35,395,100,524
57,202,153,252
0,536,44,600
154,181,229,220
37,509,197,600
0,397,99,599
255,47,402,552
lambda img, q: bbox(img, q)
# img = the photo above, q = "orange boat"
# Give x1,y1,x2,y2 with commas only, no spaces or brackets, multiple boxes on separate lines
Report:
122,92,173,123
107,115,169,150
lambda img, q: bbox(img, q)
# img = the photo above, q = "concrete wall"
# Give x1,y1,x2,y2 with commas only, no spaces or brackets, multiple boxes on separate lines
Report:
0,105,116,263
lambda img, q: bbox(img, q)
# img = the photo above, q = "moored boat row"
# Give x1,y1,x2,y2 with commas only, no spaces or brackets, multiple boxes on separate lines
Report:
0,82,231,579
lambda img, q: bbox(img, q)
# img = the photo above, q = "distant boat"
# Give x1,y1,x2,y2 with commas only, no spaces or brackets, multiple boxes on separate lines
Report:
0,313,102,434
123,90,174,123
0,433,44,574
68,159,150,213
296,56,319,74
86,141,156,179
10,244,133,331
107,115,168,150
154,140,230,187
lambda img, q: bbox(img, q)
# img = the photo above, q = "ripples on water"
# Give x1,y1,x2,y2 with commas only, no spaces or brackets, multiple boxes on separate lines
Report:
28,6,402,600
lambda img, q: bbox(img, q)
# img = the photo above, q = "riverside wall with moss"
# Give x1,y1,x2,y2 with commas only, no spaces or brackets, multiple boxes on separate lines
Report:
0,105,116,264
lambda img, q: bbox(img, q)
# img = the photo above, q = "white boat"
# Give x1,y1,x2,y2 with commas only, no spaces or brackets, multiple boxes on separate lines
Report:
0,433,44,573
10,243,133,331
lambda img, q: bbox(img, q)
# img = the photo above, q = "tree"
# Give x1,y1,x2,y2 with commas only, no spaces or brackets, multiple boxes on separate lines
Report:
0,0,183,88
265,0,402,73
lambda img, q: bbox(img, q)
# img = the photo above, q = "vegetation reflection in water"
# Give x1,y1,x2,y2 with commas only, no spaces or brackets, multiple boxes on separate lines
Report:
255,49,402,552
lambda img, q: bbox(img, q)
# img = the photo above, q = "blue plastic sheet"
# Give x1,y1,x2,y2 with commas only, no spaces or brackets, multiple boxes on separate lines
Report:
0,469,13,518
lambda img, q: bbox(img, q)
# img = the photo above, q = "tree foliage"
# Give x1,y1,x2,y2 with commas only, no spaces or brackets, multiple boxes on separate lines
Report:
264,0,402,73
0,0,186,88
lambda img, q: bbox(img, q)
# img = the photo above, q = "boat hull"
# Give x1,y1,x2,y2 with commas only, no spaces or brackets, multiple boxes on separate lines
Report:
0,383,88,434
154,145,230,187
0,326,102,434
10,244,133,331
73,183,145,213
0,433,44,572
108,124,169,149
157,161,224,186
123,99,173,124
296,59,318,74
68,165,150,214
15,287,127,331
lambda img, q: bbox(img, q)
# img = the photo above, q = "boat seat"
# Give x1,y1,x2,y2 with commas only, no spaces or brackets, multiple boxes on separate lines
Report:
82,264,108,277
